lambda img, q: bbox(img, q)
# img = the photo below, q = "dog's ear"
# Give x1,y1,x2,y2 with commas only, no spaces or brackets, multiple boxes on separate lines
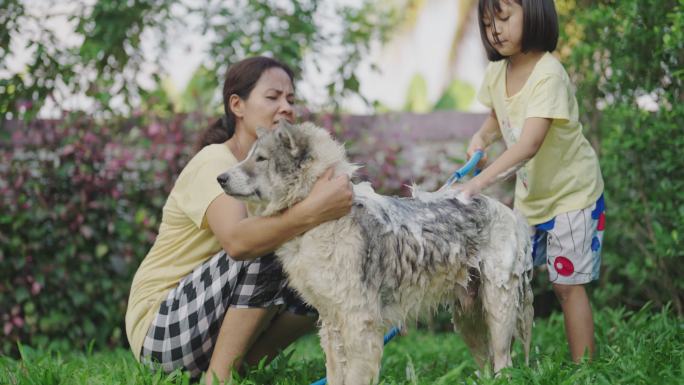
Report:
256,127,268,138
276,123,300,157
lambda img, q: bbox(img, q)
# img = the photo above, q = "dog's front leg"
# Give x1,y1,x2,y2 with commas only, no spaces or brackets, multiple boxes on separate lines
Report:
452,295,490,368
319,319,345,385
341,315,384,385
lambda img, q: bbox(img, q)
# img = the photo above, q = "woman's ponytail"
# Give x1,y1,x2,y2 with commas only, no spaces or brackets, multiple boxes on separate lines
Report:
195,114,236,153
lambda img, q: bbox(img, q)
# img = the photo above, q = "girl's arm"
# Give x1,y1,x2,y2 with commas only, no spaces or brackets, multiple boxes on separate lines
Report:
206,168,353,260
467,110,502,167
460,117,551,198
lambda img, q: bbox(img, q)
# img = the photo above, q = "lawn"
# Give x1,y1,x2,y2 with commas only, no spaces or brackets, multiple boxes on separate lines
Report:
1,305,681,385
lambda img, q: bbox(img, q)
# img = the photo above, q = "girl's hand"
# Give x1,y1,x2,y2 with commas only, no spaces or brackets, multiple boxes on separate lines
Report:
451,179,482,201
300,168,353,225
466,138,489,169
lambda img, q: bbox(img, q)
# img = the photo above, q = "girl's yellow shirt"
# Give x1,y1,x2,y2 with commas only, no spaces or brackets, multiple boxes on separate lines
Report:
478,52,604,225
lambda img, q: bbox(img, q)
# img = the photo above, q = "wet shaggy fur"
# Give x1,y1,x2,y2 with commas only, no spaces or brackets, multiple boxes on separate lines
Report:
218,121,533,385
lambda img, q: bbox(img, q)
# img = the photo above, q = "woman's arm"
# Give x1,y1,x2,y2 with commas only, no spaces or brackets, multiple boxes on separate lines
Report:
206,168,353,260
460,117,551,197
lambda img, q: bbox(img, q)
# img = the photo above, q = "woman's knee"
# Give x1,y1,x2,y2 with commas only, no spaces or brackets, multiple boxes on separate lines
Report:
221,306,280,342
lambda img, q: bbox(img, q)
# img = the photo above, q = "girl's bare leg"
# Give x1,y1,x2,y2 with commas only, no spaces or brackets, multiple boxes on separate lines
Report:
553,283,595,362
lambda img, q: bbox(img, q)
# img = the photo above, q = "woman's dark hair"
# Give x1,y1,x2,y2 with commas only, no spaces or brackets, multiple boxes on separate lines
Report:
195,56,295,151
478,0,559,61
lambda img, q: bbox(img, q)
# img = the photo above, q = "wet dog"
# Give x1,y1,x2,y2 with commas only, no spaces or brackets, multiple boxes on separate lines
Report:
218,121,533,384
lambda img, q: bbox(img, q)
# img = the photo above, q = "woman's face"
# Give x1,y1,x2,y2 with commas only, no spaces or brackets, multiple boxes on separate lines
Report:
234,67,295,136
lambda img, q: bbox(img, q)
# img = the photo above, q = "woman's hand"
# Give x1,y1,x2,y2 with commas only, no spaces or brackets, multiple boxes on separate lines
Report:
209,168,353,260
299,168,353,225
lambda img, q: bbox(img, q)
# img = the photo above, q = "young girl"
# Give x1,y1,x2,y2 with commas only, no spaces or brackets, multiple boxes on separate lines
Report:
457,0,605,362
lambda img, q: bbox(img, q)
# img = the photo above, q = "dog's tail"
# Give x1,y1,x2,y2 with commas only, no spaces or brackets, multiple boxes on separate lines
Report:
513,211,534,365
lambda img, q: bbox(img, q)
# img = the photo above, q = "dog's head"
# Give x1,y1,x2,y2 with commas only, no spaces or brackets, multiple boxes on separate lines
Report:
217,120,356,216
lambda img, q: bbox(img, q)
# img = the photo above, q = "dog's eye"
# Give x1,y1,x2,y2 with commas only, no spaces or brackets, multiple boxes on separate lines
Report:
256,155,268,162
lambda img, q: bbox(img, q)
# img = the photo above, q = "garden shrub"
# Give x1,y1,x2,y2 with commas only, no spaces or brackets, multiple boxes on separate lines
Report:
558,0,683,314
0,114,199,356
0,112,475,356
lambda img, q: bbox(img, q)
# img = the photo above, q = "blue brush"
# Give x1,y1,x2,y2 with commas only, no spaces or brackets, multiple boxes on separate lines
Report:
310,327,402,385
441,150,484,189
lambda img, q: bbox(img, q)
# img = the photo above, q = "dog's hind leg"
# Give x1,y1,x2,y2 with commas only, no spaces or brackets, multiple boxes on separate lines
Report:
340,314,384,385
482,279,516,373
319,319,345,385
517,269,534,365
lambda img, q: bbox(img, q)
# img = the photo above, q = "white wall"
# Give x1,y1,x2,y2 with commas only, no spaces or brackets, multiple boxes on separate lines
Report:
338,0,490,113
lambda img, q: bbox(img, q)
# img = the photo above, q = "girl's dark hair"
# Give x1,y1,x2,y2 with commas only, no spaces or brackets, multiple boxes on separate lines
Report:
195,56,295,151
478,0,559,61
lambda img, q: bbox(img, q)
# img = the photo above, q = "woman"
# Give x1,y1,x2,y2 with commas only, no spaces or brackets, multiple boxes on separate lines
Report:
125,56,353,383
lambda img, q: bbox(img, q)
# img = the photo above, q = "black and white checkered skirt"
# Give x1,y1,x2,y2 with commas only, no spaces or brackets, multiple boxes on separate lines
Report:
140,250,315,378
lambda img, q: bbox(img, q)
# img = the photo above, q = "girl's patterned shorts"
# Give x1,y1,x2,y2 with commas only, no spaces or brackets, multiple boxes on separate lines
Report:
140,250,315,378
531,194,606,285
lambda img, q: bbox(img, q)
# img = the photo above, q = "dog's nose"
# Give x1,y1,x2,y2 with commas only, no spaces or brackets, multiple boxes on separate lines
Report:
217,174,229,187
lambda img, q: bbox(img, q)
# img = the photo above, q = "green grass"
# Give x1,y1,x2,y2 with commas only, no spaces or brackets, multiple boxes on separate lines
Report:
1,305,682,385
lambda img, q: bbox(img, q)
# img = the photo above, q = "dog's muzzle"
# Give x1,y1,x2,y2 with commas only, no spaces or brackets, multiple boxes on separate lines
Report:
217,173,229,188
217,172,261,199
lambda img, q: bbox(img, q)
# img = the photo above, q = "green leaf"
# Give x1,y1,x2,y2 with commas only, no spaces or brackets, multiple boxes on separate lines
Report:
95,244,108,258
15,287,29,302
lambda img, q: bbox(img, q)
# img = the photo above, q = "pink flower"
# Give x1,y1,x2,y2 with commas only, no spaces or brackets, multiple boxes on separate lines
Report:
17,100,33,110
13,175,24,189
11,316,24,328
61,144,75,156
83,132,98,144
148,122,162,136
3,322,12,336
31,282,42,295
164,147,174,161
80,225,94,239
11,131,24,143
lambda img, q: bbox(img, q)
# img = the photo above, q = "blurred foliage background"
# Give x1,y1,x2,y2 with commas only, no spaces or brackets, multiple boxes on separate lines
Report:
556,0,683,315
1,0,682,358
0,0,402,120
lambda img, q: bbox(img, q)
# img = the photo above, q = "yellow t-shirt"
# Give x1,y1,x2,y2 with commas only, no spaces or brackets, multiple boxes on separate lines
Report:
125,143,237,360
477,52,603,225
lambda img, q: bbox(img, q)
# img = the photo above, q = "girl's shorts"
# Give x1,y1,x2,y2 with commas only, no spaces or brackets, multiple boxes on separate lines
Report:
531,194,605,285
140,250,315,378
